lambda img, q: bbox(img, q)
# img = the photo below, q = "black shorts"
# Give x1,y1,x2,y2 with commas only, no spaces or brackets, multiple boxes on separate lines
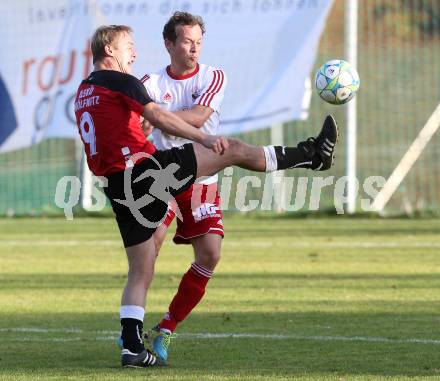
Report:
104,144,197,248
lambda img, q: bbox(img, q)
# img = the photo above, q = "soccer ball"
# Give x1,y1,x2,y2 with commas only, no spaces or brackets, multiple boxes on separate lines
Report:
315,59,360,105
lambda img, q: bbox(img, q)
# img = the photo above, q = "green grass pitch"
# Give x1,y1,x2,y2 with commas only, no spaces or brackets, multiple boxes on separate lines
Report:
1,216,439,380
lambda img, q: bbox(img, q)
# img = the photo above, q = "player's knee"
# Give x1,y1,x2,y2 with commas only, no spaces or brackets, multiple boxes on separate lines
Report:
209,249,221,266
226,138,241,152
127,268,151,286
198,248,221,269
226,138,246,162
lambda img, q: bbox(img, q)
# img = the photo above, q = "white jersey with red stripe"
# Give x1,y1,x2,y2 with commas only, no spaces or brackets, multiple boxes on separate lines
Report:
141,63,227,184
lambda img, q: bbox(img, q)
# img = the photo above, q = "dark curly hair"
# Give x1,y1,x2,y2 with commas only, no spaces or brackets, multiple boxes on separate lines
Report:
162,11,205,43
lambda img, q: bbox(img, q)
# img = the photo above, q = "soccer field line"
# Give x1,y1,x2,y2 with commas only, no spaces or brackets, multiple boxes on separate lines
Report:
1,240,440,248
1,327,440,345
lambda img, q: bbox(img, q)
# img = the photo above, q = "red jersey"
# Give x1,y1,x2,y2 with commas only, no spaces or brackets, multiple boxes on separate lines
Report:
74,70,156,176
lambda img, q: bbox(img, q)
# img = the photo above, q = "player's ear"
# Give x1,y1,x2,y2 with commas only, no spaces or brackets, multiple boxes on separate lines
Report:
104,44,114,57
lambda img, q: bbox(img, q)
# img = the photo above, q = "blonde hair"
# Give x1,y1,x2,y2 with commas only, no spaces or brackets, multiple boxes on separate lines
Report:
91,25,132,64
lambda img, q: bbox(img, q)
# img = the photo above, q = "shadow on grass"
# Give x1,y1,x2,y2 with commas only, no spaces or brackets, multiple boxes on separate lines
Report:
225,226,440,237
1,272,439,290
0,311,439,378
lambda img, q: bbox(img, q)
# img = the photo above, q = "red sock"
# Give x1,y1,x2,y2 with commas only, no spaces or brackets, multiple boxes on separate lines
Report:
159,262,213,332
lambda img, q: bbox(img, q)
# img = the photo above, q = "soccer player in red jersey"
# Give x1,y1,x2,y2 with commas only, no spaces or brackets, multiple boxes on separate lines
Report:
74,24,338,368
139,13,227,362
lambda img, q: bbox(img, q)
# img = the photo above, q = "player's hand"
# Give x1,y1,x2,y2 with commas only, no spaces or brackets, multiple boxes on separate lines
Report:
202,135,229,154
141,119,154,137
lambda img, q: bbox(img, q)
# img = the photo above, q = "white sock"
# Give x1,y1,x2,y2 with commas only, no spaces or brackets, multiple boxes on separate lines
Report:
120,305,145,322
263,146,278,172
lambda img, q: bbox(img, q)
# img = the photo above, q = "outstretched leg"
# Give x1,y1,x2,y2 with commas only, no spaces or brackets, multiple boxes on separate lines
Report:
194,115,338,178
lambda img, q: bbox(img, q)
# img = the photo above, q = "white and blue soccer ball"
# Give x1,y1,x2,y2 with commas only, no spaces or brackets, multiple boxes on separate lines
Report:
315,59,360,105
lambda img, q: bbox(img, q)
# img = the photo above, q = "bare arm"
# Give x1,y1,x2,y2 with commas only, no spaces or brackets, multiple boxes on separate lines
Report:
140,104,212,138
142,102,228,153
173,104,213,129
143,102,204,142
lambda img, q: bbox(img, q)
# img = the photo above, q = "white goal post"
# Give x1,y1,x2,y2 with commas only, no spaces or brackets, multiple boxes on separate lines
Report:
371,103,440,212
345,0,358,214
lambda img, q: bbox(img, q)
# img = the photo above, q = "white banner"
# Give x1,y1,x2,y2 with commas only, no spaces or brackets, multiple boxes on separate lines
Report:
0,0,333,153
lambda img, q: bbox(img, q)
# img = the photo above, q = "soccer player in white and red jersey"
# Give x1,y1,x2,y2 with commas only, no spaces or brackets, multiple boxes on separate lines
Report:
139,12,227,362
75,24,338,369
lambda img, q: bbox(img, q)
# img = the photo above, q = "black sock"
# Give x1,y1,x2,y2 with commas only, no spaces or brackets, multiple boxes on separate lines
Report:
273,141,316,170
121,318,145,353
